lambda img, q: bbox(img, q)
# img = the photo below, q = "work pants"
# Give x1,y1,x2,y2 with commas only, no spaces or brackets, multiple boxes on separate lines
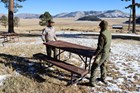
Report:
90,52,109,84
46,46,57,59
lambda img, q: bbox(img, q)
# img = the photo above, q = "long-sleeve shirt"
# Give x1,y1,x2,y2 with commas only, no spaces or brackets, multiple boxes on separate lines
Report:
42,27,57,42
95,30,112,56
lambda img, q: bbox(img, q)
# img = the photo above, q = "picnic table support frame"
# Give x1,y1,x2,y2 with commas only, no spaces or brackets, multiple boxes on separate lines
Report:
56,49,72,60
78,55,92,72
56,49,65,60
55,49,92,72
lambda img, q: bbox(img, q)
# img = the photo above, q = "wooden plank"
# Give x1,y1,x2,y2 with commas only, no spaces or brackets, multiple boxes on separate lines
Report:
33,53,88,77
43,40,96,57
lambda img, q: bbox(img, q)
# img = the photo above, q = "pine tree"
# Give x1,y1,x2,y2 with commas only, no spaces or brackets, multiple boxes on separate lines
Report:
39,12,52,26
1,0,26,33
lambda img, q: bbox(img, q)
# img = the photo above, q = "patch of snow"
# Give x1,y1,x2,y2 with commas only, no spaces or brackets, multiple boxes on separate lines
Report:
28,63,35,66
48,67,55,71
106,82,122,92
0,31,140,92
0,75,11,86
116,78,124,85
106,77,113,80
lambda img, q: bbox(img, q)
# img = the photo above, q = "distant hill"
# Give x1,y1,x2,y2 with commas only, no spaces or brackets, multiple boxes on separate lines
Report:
77,16,102,21
54,10,130,18
0,10,139,19
15,13,40,19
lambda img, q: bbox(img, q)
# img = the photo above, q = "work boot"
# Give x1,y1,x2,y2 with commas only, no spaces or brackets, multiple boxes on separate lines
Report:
90,82,96,87
96,78,108,85
89,78,97,87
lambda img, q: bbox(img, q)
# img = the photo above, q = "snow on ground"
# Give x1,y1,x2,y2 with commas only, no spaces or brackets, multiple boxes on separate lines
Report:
57,31,140,92
0,75,11,86
0,31,140,92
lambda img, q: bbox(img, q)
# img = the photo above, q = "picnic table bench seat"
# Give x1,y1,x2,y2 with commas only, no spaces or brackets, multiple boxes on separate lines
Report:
112,25,123,29
33,53,89,84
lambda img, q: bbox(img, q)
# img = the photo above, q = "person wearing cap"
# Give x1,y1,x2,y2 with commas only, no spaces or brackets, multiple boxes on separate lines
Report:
42,19,57,57
90,20,112,87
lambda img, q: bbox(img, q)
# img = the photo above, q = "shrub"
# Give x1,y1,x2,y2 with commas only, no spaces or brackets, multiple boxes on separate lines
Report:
0,15,8,28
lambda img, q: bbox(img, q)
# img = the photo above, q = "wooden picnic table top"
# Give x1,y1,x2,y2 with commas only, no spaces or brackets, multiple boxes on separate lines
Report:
43,40,96,58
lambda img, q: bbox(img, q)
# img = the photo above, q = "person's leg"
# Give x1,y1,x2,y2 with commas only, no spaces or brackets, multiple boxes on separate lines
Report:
46,46,53,66
90,63,98,86
47,46,52,57
100,58,109,79
98,53,109,84
90,56,101,87
52,48,58,59
100,62,107,80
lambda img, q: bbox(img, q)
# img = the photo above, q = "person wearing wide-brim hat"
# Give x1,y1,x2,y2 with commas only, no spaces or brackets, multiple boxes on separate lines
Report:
90,20,112,87
42,19,57,57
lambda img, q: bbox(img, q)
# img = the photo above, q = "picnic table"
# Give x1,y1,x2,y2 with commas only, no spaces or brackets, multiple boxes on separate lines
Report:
33,40,96,84
43,40,96,71
0,32,19,46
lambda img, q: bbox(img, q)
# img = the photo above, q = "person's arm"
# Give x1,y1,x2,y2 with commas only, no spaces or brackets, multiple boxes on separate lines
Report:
94,34,105,56
41,28,47,42
54,28,57,41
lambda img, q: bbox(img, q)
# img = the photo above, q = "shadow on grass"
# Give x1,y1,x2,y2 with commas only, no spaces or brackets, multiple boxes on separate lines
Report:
56,33,98,39
17,33,98,39
18,33,41,37
0,53,71,85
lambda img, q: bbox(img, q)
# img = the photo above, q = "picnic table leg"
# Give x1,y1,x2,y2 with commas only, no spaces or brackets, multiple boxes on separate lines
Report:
58,49,60,60
78,55,87,70
56,49,65,60
7,36,9,41
9,36,11,40
11,36,15,42
17,36,19,41
69,52,71,58
4,36,7,42
53,48,57,59
71,73,74,84
88,58,92,72
85,57,88,70
1,42,4,46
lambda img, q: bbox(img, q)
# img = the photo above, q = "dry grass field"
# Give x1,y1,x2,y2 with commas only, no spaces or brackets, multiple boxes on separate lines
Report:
0,18,140,93
0,18,140,34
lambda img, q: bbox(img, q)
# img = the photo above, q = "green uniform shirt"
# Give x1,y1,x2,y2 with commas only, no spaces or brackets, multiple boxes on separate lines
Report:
95,30,112,55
